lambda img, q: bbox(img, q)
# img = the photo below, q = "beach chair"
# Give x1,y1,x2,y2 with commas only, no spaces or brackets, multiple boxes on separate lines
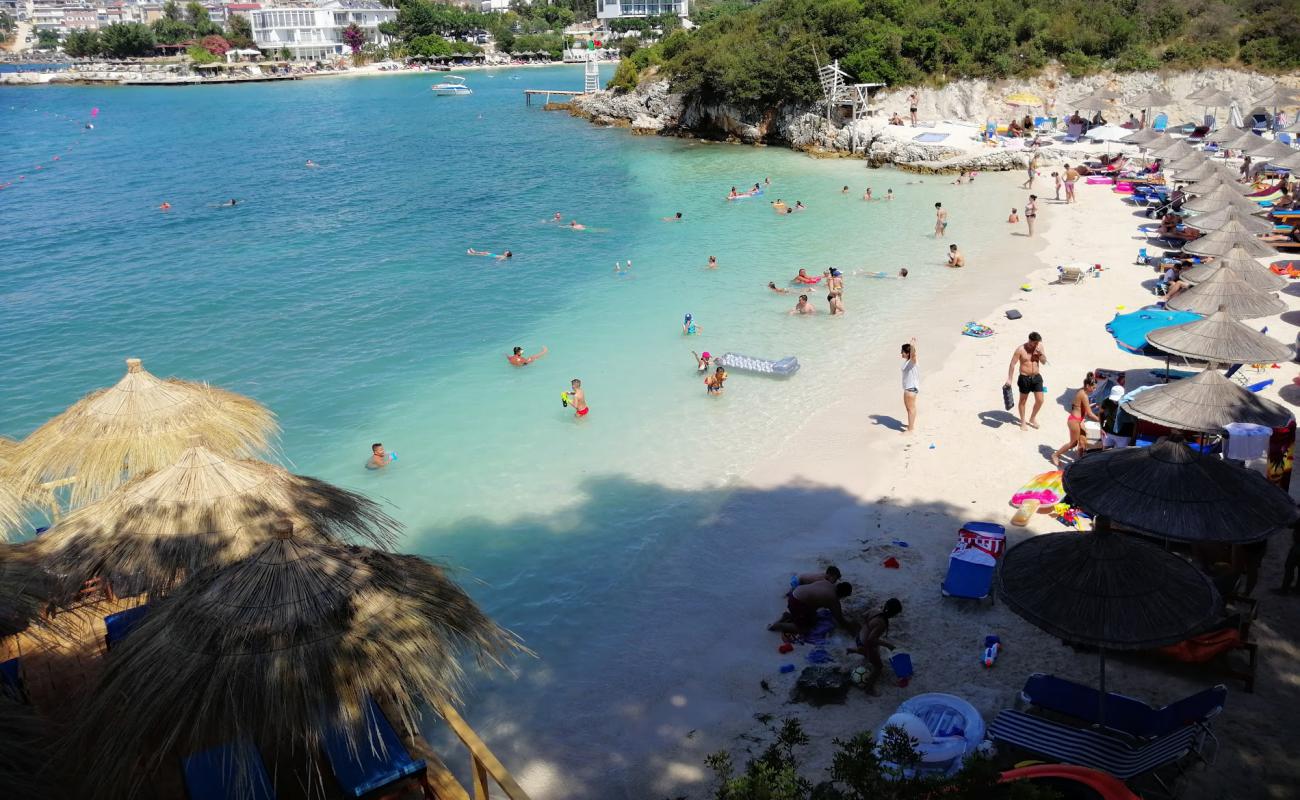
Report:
1061,122,1084,143
1019,673,1226,740
1057,266,1088,284
324,696,428,799
1152,596,1259,692
0,658,29,704
1278,132,1293,146
941,522,1004,604
182,741,278,800
103,604,149,650
989,709,1204,791
1152,113,1168,132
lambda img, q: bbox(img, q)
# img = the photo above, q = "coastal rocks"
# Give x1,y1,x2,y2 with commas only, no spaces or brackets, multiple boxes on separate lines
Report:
791,665,852,706
571,79,683,131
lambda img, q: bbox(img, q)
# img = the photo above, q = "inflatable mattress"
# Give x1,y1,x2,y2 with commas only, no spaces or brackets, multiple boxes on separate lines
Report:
715,352,800,376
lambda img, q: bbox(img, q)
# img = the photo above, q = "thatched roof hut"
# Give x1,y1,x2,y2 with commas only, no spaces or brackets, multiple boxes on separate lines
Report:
15,359,278,507
36,444,400,600
1123,368,1293,434
0,695,64,800
1185,206,1275,235
1166,268,1285,318
67,522,525,799
1146,306,1294,363
1184,185,1270,214
1182,221,1279,258
1181,247,1286,292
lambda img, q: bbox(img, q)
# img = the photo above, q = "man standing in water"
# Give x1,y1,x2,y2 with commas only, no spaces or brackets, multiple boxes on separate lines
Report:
567,378,589,419
366,443,392,470
934,202,947,237
1005,332,1048,430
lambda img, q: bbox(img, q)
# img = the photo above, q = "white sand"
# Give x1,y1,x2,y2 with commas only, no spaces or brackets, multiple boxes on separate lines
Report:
615,177,1300,799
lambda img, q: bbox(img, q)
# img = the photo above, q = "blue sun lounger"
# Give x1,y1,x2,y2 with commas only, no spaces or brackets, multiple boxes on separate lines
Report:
103,604,149,650
182,741,278,800
1019,673,1226,739
325,696,427,798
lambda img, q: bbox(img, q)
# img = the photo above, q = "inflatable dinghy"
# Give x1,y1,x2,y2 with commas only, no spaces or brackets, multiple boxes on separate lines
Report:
716,352,800,376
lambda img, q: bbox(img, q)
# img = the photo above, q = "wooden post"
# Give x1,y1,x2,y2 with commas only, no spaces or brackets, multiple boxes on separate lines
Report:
471,755,490,800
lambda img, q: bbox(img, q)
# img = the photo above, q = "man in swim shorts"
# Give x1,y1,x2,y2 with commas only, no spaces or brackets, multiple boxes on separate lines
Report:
795,565,841,585
508,345,547,366
769,580,856,636
366,443,391,470
934,202,947,236
1005,332,1047,431
791,294,816,315
947,244,964,268
568,378,588,419
1064,163,1079,204
908,91,918,125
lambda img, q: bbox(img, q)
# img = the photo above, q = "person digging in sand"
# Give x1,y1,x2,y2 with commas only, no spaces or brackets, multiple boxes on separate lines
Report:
847,598,902,693
768,580,856,636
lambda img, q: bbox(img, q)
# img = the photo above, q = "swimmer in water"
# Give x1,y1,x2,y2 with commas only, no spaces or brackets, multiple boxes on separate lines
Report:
467,249,513,260
885,189,894,201
705,366,727,396
791,294,817,315
793,268,819,285
707,255,718,269
842,185,850,194
567,378,589,419
220,199,238,207
552,212,563,222
768,281,790,294
508,345,548,366
569,220,586,230
662,212,683,221
899,268,909,278
683,313,701,336
763,177,771,186
159,202,171,210
692,350,712,371
306,160,318,168
728,186,739,199
863,188,873,201
828,290,845,315
365,443,392,470
794,201,806,211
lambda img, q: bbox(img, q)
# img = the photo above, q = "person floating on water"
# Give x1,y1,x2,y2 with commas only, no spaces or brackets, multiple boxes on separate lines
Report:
705,365,727,396
305,160,318,168
793,268,819,285
794,201,806,211
863,188,873,201
728,186,739,199
565,378,589,419
771,199,787,214
841,185,850,194
791,294,816,315
219,198,238,207
947,244,965,268
468,249,512,260
568,220,585,230
885,188,894,201
365,443,393,470
508,345,547,366
158,202,171,210
767,281,790,294
683,313,701,335
552,212,563,222
662,212,683,221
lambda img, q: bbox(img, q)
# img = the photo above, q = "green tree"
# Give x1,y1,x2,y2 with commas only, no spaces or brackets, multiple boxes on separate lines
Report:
152,2,195,46
186,1,222,35
36,29,60,49
226,13,254,49
99,22,155,57
63,28,101,57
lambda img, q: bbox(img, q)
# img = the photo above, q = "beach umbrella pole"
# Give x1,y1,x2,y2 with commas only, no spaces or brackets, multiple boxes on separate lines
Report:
1098,649,1108,725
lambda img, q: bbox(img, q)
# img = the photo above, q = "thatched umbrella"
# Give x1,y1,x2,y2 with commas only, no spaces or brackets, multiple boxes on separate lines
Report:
995,520,1220,720
1181,247,1287,292
1185,206,1274,235
66,521,525,799
1151,139,1196,160
1062,438,1298,543
1121,126,1163,145
1176,160,1237,184
1251,84,1300,130
1185,86,1215,102
1070,93,1114,113
0,544,56,639
1187,173,1258,196
1166,151,1208,172
0,695,64,799
16,359,278,507
1182,220,1278,258
35,444,400,600
0,437,38,539
1147,305,1294,363
1167,268,1284,318
1126,88,1172,111
1273,150,1300,171
1124,368,1292,434
1205,125,1250,145
1183,185,1268,214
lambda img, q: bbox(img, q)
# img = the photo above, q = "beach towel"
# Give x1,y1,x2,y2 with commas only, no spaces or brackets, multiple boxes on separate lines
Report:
962,322,994,337
789,608,836,645
912,132,949,143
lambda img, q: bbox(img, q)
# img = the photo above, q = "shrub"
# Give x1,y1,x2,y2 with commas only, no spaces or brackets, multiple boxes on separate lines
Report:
200,34,230,55
187,44,218,63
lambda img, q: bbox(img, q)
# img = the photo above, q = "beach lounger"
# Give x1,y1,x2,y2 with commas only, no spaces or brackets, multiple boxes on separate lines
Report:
1057,266,1089,284
0,657,29,704
1019,673,1226,740
324,696,428,799
990,709,1204,791
103,604,149,650
182,741,278,800
1152,113,1168,132
1061,123,1083,144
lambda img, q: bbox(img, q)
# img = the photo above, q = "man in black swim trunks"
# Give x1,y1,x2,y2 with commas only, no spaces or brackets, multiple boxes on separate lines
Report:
1005,332,1047,431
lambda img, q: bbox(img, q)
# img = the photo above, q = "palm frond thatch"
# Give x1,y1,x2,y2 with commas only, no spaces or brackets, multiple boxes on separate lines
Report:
1146,306,1294,363
1124,368,1293,434
0,695,64,800
0,544,58,639
1125,89,1172,109
67,526,527,799
35,445,401,600
1062,438,1298,542
1182,222,1279,259
0,437,38,540
1181,247,1287,292
15,359,278,507
1243,138,1298,161
1183,185,1270,215
1185,207,1275,235
995,525,1220,649
1166,268,1285,319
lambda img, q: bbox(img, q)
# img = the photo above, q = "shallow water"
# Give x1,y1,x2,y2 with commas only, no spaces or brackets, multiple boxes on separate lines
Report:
1,67,1032,794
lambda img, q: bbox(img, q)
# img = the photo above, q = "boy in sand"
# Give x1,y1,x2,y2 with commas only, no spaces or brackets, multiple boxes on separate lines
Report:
769,580,857,636
946,244,964,268
934,202,947,236
1005,332,1047,430
1007,208,1019,224
848,598,903,692
567,379,588,419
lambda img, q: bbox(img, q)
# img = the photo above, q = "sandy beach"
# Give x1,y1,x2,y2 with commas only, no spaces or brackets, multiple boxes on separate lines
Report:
559,169,1300,800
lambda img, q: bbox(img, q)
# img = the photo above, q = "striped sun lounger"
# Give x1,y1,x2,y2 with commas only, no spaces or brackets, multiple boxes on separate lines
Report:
989,709,1200,781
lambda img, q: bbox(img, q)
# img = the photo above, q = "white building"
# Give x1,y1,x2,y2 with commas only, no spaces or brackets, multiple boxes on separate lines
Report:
249,0,395,61
479,0,526,11
595,0,687,22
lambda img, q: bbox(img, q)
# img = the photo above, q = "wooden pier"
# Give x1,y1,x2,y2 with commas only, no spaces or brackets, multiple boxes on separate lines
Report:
524,89,585,106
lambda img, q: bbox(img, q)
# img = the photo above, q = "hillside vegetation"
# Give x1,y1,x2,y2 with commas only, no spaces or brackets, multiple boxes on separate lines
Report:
614,0,1300,110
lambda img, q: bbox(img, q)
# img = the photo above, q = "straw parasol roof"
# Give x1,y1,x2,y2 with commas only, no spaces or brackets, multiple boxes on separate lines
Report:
1197,90,1235,108
0,544,55,639
36,444,401,600
1166,268,1284,318
1123,368,1292,434
1166,151,1208,172
1181,247,1287,292
1147,305,1294,363
1244,138,1299,161
1182,219,1278,258
0,437,38,540
1062,438,1298,543
1176,161,1236,184
996,524,1220,648
1187,174,1257,196
0,695,63,800
1183,185,1268,214
1273,150,1300,171
1185,86,1214,102
1252,84,1300,108
1070,94,1114,112
67,522,525,799
1205,126,1250,145
1121,127,1164,145
1125,88,1172,109
1185,206,1275,235
16,359,278,507
1151,139,1196,160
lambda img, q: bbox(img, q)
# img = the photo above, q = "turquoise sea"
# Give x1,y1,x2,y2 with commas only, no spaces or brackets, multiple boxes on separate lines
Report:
1,67,1031,795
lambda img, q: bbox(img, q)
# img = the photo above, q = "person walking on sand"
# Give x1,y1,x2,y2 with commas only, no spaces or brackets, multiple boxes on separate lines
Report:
1006,332,1048,430
565,379,589,419
1022,152,1040,189
1025,194,1038,237
1064,163,1079,203
908,91,919,126
946,244,965,268
847,598,903,693
1050,374,1100,465
900,339,918,433
934,202,947,237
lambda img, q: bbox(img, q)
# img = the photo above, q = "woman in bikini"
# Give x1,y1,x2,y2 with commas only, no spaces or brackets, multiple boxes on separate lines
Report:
1051,373,1099,466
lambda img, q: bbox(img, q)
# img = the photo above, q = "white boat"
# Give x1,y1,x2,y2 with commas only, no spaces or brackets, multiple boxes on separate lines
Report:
430,75,472,96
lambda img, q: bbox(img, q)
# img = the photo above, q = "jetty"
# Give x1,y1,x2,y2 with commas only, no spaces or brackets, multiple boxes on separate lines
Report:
524,89,585,106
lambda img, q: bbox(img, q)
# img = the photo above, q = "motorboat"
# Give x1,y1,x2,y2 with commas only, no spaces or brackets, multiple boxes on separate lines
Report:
431,75,471,96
